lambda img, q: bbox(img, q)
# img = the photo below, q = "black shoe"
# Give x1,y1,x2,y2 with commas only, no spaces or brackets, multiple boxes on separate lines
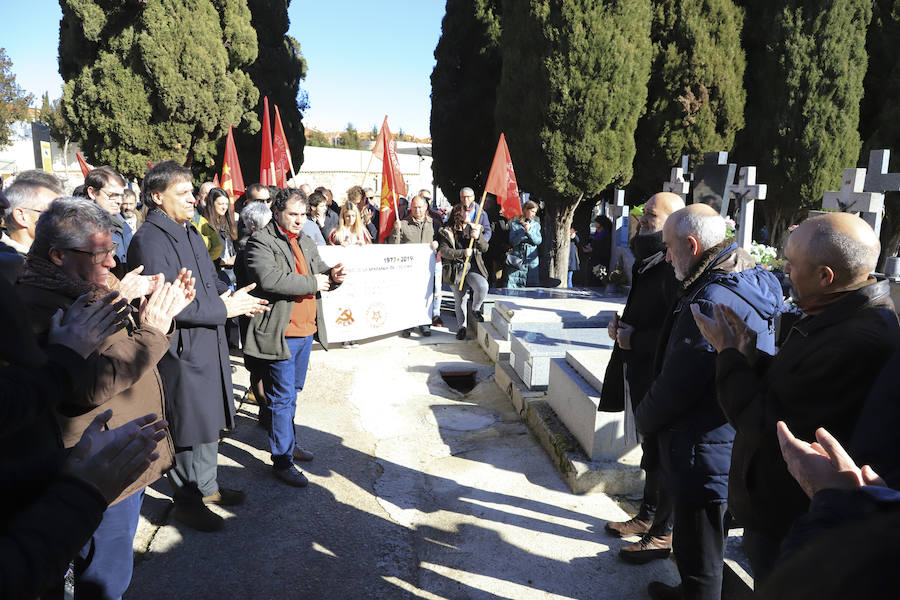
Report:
647,581,682,600
418,325,431,337
173,502,225,532
456,327,466,340
274,466,308,488
474,310,484,322
432,316,444,327
401,329,412,338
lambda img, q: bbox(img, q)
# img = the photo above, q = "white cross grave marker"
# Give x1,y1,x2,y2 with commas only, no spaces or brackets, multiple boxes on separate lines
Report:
822,168,884,236
729,167,767,252
662,155,691,202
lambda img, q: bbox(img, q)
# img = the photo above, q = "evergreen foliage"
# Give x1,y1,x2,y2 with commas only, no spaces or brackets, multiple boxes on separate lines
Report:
305,128,331,148
58,0,259,179
430,0,502,198
740,1,872,242
338,123,361,150
232,0,308,183
39,93,73,147
495,0,652,280
630,0,746,201
0,48,34,148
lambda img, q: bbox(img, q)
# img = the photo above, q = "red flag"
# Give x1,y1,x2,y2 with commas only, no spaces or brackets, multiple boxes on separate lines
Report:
221,125,245,198
377,118,403,243
272,105,293,188
75,151,92,177
372,115,407,198
259,97,276,186
484,133,522,219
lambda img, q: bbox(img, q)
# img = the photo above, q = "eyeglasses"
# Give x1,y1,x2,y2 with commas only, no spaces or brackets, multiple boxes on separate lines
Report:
64,243,119,264
100,189,124,202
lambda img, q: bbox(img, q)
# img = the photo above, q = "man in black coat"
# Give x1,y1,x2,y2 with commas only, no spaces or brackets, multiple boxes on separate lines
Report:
693,212,900,584
637,205,782,600
601,192,683,563
128,161,268,532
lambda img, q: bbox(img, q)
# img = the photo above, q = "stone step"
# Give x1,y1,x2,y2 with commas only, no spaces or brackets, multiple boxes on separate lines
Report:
565,348,613,396
491,298,619,341
476,321,510,363
510,326,614,389
548,356,639,461
493,359,546,415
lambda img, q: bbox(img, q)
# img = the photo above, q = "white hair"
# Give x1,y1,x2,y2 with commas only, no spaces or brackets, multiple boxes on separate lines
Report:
670,209,726,250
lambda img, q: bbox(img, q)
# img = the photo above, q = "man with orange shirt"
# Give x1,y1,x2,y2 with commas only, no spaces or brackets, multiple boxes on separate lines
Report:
243,188,346,487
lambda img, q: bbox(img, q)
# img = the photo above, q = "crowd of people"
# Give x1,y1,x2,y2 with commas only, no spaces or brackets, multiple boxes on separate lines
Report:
601,192,900,599
1,163,898,599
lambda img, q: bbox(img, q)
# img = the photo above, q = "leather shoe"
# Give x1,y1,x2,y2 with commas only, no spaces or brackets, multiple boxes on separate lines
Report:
432,316,444,327
173,502,224,532
274,466,308,487
202,487,245,506
605,516,652,538
647,581,682,600
292,444,314,461
418,325,432,337
456,327,466,340
401,329,412,338
619,534,672,564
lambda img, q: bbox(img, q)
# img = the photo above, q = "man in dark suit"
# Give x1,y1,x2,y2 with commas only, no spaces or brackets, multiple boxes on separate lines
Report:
128,161,268,532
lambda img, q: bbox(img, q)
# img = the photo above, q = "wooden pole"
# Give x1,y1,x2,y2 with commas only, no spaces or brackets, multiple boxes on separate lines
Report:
360,151,376,187
457,188,489,291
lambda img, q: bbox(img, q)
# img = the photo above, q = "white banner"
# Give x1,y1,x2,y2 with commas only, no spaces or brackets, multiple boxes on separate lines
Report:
317,244,435,343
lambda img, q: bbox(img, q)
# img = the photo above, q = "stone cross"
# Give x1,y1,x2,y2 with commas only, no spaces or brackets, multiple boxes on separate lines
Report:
864,149,900,193
822,168,884,236
662,155,691,202
729,167,767,251
692,152,736,217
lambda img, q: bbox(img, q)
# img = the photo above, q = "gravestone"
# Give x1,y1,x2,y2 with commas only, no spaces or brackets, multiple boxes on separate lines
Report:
692,152,737,216
607,189,633,279
729,167,767,251
662,155,692,203
822,168,884,236
509,326,614,390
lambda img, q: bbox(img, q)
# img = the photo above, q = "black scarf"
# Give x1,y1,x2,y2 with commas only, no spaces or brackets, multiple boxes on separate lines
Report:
631,231,667,273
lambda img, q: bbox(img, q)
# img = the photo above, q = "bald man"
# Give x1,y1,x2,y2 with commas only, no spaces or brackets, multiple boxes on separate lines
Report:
636,204,782,600
692,212,900,584
602,192,684,563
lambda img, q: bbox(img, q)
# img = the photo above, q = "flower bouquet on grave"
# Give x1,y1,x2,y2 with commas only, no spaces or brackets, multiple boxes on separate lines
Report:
725,216,736,239
750,241,778,269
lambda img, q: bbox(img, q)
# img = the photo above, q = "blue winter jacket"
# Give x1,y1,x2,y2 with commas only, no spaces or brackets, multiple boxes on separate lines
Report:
507,216,542,288
635,241,782,504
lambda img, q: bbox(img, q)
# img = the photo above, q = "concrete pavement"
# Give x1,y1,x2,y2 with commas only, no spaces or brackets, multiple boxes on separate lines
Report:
129,325,679,599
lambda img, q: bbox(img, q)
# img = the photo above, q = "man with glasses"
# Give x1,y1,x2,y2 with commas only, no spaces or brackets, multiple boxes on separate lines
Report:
0,171,63,281
84,166,132,278
459,186,492,242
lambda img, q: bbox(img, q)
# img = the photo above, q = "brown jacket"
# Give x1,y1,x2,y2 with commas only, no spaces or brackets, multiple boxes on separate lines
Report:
16,282,175,505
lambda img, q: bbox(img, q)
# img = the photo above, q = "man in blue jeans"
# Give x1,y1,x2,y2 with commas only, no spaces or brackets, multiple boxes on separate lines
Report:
243,188,346,487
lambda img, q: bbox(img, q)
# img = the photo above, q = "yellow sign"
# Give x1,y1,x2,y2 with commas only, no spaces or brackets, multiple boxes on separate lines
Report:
40,141,53,173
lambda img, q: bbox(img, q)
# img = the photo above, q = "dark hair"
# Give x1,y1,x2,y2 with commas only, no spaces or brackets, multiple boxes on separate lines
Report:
449,203,466,229
306,191,327,210
244,183,268,200
315,186,333,203
84,166,126,195
203,187,237,240
31,197,114,261
347,185,365,206
594,215,613,230
272,187,307,214
141,160,192,207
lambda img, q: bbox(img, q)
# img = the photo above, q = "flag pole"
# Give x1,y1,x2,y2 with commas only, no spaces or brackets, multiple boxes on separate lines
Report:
360,152,376,187
457,188,489,291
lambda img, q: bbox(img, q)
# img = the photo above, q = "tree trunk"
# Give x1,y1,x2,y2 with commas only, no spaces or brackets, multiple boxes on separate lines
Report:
542,195,582,286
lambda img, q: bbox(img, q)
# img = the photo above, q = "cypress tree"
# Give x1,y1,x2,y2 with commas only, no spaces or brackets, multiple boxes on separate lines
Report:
496,0,653,281
859,0,900,265
740,1,872,244
233,0,308,183
59,0,260,180
630,0,746,201
430,0,502,198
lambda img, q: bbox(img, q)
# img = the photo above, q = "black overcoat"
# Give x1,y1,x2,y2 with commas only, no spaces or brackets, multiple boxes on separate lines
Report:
127,209,234,446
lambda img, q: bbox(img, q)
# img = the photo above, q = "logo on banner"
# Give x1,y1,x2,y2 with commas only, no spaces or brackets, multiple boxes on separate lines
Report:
367,303,386,328
336,309,355,326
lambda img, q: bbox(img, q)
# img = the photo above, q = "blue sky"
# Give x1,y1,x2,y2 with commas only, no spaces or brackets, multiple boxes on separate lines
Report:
2,1,446,138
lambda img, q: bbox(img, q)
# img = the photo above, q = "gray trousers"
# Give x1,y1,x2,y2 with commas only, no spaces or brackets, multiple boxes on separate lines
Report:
168,441,219,504
452,271,488,329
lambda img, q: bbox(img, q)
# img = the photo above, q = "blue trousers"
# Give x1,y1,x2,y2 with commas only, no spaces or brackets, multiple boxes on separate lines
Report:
75,490,144,600
261,335,313,470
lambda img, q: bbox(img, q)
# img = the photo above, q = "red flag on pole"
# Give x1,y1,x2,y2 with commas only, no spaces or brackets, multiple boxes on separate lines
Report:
377,118,403,243
75,151,92,177
213,173,220,187
372,115,407,198
259,97,276,186
484,133,522,219
272,105,292,188
221,125,245,199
